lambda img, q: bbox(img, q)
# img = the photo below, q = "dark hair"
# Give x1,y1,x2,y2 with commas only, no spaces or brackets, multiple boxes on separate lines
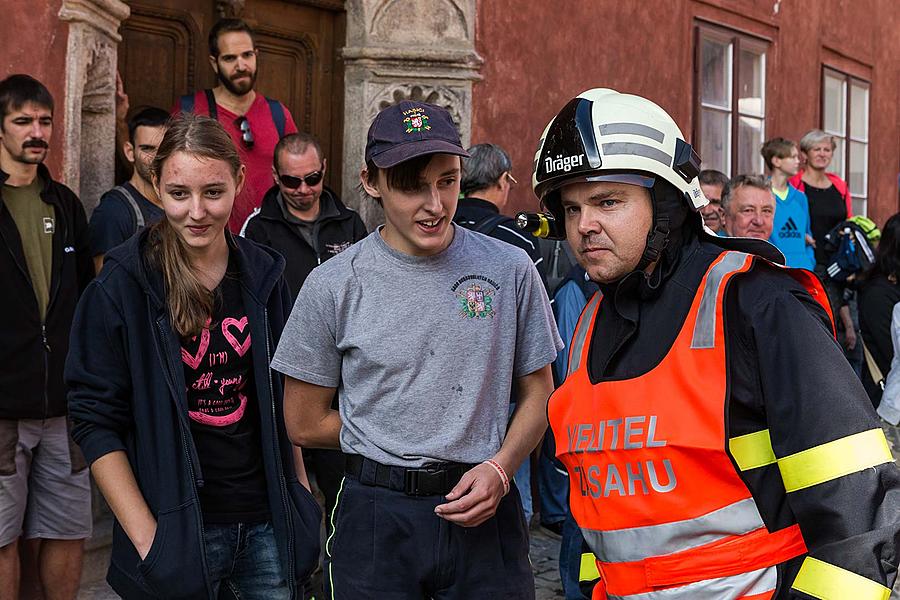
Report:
698,169,729,190
871,214,900,281
461,143,511,196
721,173,770,213
0,74,53,125
760,137,796,171
274,132,323,172
359,154,436,204
128,106,171,144
148,113,243,338
208,18,255,58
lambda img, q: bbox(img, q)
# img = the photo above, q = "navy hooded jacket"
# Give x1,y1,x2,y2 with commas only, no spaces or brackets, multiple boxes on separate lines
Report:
65,230,321,599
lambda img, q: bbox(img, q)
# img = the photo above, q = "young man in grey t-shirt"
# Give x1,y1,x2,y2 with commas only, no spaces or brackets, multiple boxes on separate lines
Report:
272,101,561,599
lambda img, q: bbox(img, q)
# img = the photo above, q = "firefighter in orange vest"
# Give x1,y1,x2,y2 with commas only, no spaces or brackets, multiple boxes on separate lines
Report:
518,88,900,600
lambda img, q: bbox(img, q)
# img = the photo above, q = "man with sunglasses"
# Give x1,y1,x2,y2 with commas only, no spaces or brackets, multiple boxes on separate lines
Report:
176,17,298,233
241,132,366,300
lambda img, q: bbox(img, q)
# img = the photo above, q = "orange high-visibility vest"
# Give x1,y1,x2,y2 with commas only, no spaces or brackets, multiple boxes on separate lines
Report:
549,251,833,600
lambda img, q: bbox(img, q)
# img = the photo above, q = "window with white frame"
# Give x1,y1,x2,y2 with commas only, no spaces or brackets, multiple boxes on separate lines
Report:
822,68,869,215
695,25,767,177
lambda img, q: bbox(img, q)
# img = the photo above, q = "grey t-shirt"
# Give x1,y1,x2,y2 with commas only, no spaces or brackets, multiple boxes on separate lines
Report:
272,224,563,467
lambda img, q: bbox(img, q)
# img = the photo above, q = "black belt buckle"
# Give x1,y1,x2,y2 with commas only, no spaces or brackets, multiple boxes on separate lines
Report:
404,466,447,496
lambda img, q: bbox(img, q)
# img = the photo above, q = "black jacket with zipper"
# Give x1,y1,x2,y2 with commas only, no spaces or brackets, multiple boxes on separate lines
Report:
0,164,93,419
66,231,321,599
240,185,367,300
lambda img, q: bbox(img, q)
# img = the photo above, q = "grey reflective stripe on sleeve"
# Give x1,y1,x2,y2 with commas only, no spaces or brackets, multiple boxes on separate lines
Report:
690,252,750,349
568,292,602,378
601,142,672,167
605,566,776,600
598,122,666,143
580,496,765,563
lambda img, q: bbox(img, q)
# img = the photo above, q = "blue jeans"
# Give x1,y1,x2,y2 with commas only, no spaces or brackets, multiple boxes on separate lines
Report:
203,521,290,600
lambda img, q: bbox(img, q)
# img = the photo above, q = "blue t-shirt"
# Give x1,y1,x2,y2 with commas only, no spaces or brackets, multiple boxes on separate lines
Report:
89,182,164,256
769,184,815,270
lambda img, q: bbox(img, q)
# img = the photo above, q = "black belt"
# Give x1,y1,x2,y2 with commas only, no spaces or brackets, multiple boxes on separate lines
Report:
344,454,477,497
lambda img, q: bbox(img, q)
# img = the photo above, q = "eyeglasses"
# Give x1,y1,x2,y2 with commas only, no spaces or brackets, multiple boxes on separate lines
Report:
278,170,324,189
235,117,254,148
504,172,518,185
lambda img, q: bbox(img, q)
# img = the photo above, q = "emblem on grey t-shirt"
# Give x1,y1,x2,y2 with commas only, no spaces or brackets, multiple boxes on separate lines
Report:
452,275,499,319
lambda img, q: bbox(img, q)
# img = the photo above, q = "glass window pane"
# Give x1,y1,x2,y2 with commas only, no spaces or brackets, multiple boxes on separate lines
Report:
849,141,868,196
823,72,845,134
850,83,869,140
738,48,765,117
829,137,845,180
701,108,731,176
737,116,764,175
701,36,731,108
852,197,867,217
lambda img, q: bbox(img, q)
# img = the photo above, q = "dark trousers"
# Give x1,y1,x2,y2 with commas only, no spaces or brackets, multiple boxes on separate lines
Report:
324,475,535,599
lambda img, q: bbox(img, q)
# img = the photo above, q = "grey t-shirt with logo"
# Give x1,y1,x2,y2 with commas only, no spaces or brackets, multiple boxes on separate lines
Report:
271,224,563,468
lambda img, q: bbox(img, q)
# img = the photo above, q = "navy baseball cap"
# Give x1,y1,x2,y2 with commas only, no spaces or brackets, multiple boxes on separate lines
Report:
365,101,470,168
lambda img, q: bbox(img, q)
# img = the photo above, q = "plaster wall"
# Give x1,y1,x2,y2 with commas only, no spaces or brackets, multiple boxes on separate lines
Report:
473,0,900,223
0,0,69,179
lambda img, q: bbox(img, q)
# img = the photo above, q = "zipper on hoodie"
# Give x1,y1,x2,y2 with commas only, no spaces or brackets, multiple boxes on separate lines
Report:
155,319,213,598
41,323,50,415
264,309,296,595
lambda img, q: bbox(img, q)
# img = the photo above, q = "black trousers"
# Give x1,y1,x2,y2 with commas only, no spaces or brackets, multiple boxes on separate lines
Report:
324,475,535,599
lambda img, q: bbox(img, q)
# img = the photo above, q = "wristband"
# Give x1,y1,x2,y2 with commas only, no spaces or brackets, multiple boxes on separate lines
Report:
483,459,510,496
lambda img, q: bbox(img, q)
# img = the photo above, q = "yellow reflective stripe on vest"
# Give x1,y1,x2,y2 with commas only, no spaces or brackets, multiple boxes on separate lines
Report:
791,556,890,600
778,429,893,492
579,552,600,582
729,429,776,470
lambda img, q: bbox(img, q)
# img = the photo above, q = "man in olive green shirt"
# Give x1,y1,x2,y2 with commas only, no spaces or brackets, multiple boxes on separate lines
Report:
0,74,93,600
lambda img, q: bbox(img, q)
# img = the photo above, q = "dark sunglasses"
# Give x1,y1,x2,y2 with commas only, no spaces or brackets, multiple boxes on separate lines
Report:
235,116,254,148
278,170,324,189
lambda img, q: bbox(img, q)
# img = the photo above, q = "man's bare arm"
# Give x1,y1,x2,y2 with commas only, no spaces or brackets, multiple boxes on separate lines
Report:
282,376,342,449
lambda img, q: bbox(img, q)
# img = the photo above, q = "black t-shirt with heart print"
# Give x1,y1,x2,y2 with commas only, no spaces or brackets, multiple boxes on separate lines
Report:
181,256,269,524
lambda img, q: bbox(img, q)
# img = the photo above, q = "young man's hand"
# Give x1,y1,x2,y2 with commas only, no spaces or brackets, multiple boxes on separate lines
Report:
433,462,508,527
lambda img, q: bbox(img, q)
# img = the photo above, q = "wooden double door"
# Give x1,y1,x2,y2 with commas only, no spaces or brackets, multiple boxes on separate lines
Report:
118,0,345,190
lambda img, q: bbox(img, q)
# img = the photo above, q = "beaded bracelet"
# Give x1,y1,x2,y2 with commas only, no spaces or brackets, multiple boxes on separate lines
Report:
483,459,510,496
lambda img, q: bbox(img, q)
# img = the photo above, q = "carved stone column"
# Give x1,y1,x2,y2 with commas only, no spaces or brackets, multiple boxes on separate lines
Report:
341,0,482,227
58,0,130,216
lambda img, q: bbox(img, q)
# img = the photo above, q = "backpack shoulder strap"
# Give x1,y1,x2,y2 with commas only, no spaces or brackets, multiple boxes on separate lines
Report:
266,97,286,138
112,185,145,231
472,213,507,235
204,89,218,121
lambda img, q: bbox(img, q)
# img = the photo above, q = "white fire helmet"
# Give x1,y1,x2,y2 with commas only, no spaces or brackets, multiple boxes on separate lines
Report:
532,88,707,212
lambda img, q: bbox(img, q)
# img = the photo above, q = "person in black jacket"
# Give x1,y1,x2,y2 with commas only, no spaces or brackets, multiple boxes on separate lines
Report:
859,213,900,406
239,133,365,574
0,74,93,600
240,132,367,299
66,114,321,599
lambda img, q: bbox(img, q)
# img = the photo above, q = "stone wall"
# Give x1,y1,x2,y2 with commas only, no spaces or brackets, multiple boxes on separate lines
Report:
340,0,482,228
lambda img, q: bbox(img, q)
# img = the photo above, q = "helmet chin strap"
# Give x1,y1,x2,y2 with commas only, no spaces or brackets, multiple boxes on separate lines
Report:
636,184,670,273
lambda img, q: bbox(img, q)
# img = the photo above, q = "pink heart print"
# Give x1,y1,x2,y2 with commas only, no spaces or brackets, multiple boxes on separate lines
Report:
181,327,210,369
222,317,251,356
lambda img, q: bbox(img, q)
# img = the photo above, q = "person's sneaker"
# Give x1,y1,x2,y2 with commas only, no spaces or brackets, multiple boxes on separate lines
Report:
540,520,564,538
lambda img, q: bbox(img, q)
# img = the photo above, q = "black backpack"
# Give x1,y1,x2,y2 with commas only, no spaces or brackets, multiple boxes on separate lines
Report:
109,185,145,234
179,89,286,138
822,220,877,282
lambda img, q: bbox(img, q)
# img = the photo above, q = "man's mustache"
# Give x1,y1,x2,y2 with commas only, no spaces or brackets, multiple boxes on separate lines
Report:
23,139,49,150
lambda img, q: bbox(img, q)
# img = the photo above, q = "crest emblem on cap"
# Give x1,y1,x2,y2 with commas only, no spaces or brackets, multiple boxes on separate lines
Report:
402,107,431,134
